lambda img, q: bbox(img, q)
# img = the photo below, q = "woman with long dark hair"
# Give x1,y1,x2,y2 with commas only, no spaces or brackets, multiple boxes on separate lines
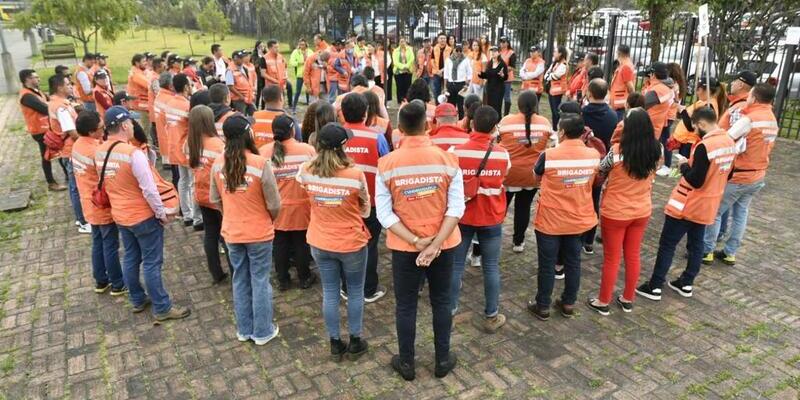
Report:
656,62,688,176
544,45,569,129
497,90,552,253
461,94,482,132
673,77,728,158
307,100,337,147
467,39,487,99
210,114,281,345
479,46,508,115
587,108,661,315
392,38,415,102
364,90,391,147
253,41,266,108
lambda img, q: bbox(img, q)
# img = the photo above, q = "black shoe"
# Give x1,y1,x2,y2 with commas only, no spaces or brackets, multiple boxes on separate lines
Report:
616,296,633,313
668,279,693,298
213,273,229,284
527,300,550,321
183,219,193,227
434,353,458,378
300,274,317,289
582,244,595,255
193,222,204,231
346,336,368,361
94,282,111,294
635,282,662,301
365,285,387,303
555,299,575,318
586,298,610,316
595,236,603,244
391,355,415,381
278,280,290,292
109,286,128,296
330,338,347,362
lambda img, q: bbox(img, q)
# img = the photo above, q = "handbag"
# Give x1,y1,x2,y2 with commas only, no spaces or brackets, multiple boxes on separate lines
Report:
463,142,494,202
92,141,124,209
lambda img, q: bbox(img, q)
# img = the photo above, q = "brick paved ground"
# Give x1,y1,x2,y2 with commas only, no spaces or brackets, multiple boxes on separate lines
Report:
0,95,799,400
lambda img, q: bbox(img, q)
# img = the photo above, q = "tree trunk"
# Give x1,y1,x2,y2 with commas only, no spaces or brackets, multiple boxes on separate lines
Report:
187,33,194,55
437,3,446,32
81,40,89,55
649,4,663,62
161,29,167,48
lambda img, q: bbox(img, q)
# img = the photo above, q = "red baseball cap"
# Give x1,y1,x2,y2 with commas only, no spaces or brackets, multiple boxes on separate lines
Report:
435,103,458,118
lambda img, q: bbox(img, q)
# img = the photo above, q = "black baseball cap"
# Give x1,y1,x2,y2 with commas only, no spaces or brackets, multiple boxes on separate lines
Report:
96,53,107,59
499,36,509,43
232,49,251,58
94,70,109,80
650,62,668,79
698,76,720,90
736,70,758,87
113,90,136,105
144,52,155,59
529,45,541,52
317,123,351,149
222,113,251,139
272,114,295,140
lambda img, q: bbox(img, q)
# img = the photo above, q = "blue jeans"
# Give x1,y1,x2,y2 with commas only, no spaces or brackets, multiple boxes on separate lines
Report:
91,223,124,288
718,210,729,240
432,75,444,101
292,77,308,110
63,159,86,225
450,223,502,317
648,215,705,287
118,217,172,314
228,241,277,341
327,82,338,103
311,245,367,339
703,181,766,256
535,230,582,307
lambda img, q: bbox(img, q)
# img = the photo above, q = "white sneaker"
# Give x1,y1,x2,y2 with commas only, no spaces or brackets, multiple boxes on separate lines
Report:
74,221,81,226
236,333,250,342
471,255,482,267
512,243,525,253
253,325,280,346
656,166,671,177
78,223,92,234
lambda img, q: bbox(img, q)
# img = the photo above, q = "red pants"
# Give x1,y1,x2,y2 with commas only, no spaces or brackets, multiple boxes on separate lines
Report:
597,215,650,303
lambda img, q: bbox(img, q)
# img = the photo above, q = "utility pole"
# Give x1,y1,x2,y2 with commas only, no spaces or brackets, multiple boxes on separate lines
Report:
0,21,17,93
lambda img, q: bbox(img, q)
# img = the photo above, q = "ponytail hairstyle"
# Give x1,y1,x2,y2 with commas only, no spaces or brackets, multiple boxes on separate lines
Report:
271,116,295,168
222,115,260,192
517,90,539,147
714,81,729,118
620,108,661,180
463,94,482,133
187,105,216,169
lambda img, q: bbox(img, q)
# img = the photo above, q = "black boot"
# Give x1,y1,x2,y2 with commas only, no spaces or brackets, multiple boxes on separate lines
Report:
434,353,458,378
391,355,415,381
330,338,347,362
346,335,368,361
503,100,511,116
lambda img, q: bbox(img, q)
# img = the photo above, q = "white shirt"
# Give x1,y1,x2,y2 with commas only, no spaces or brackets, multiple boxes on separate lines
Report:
443,57,472,83
214,56,227,80
57,107,76,132
520,59,545,80
375,167,466,229
76,70,92,95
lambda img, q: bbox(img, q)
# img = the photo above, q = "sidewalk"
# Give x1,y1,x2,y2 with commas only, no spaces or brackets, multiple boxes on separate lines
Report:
0,96,798,399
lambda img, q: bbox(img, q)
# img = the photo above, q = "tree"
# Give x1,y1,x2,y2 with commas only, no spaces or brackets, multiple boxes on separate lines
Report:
14,0,138,54
197,0,231,43
139,0,179,48
635,0,676,62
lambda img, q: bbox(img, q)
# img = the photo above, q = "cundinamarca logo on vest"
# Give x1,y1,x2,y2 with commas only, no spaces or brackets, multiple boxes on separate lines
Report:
396,175,443,201
307,184,352,207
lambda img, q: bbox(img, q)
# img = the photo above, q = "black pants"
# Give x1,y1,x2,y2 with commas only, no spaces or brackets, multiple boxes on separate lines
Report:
286,81,294,108
535,230,582,307
169,165,180,195
149,122,159,150
649,215,705,288
199,206,230,281
31,133,58,183
342,207,382,297
395,73,412,103
393,248,454,364
582,186,602,245
506,189,538,246
231,100,256,116
385,69,394,101
274,229,312,283
447,82,466,119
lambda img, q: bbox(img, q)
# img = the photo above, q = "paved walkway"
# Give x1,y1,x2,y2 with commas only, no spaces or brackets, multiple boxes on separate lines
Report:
0,96,798,399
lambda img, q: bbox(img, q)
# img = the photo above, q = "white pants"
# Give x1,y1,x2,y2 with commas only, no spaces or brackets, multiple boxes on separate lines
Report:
468,83,484,99
178,165,201,224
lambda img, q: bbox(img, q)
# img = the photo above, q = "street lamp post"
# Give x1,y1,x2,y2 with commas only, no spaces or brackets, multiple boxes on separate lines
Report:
0,21,18,93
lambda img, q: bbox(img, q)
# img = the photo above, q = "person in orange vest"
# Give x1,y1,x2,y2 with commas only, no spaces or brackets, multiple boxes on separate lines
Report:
74,53,96,112
18,69,67,191
153,72,174,166
252,85,302,148
643,62,677,177
497,90,552,252
303,50,330,104
719,70,757,130
325,40,345,102
449,105,510,332
543,45,569,130
165,73,203,229
341,93,390,302
242,54,258,97
636,107,737,300
313,33,329,52
415,38,433,85
362,66,387,105
91,53,113,91
527,113,600,320
145,57,166,147
96,106,190,321
258,115,317,291
182,57,205,93
167,54,184,75
72,110,127,295
334,40,359,94
261,40,288,98
431,33,452,102
466,39,487,99
92,71,114,121
186,105,229,284
609,45,636,121
333,75,388,122
586,108,661,315
208,83,236,138
498,36,517,116
673,77,728,158
519,46,545,99
565,52,597,103
702,83,777,266
127,54,152,130
226,50,256,116
428,103,469,150
210,114,281,345
49,73,91,234
298,122,371,361
376,99,463,380
363,90,391,147
610,92,645,145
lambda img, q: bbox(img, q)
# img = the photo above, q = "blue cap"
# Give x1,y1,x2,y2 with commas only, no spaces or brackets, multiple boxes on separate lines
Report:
104,106,132,128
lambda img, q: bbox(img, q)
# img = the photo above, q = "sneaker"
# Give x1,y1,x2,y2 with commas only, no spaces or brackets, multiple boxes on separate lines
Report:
636,282,662,301
236,333,251,342
656,165,671,177
109,286,128,296
213,273,229,285
586,298,610,316
527,300,550,321
391,355,415,381
94,282,111,294
340,289,348,301
278,280,290,292
668,279,693,298
364,285,386,303
330,338,348,362
346,335,369,361
701,252,714,265
131,298,151,313
253,325,280,346
78,223,92,234
668,167,683,178
483,314,506,333
48,182,67,191
434,353,458,378
714,250,735,266
554,265,565,280
616,296,633,313
183,219,193,227
582,244,594,255
595,236,603,244
155,305,191,321
192,222,204,232
555,299,575,318
75,221,81,226
471,255,482,267
300,274,317,289
512,243,525,253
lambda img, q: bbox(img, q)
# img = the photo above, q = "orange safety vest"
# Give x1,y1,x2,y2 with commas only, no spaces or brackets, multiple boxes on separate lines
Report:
377,135,461,252
499,49,516,81
164,94,191,166
428,124,470,150
259,138,315,231
609,60,635,110
664,129,736,224
609,120,624,145
153,89,174,164
547,62,568,96
91,65,114,92
453,133,510,226
497,112,552,188
645,81,675,139
719,92,749,130
211,152,276,243
214,109,236,139
730,103,778,184
72,136,114,225
343,122,381,205
600,143,655,221
303,53,324,96
336,53,351,92
191,136,225,209
431,45,452,76
19,87,49,135
92,86,114,121
299,165,370,253
95,140,155,226
534,139,600,235
263,54,288,88
673,98,720,145
471,54,486,85
48,95,77,158
326,49,340,85
244,62,257,93
229,65,254,104
127,67,150,112
147,73,158,122
252,109,285,148
521,57,545,93
74,64,95,103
